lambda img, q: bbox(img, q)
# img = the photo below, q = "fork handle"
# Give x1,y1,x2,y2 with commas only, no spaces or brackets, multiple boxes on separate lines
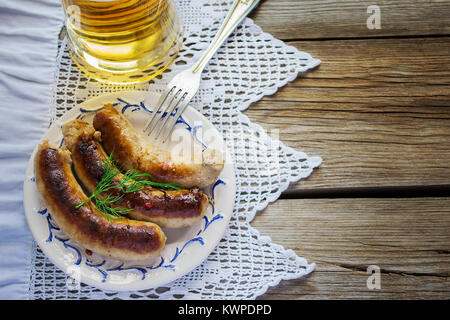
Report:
191,0,261,74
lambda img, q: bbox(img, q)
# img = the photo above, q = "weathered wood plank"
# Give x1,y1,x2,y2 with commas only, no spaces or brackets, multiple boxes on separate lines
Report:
251,198,450,299
249,0,450,40
245,37,450,191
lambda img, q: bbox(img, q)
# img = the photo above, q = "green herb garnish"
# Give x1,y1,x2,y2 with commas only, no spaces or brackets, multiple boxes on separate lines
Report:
75,153,181,221
121,169,183,191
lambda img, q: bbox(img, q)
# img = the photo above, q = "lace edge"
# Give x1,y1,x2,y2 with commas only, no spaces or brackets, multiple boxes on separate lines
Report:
236,17,321,112
245,224,316,300
234,112,322,222
49,34,68,125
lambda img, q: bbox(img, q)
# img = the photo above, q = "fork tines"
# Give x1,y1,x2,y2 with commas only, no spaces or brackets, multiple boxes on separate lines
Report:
143,86,186,141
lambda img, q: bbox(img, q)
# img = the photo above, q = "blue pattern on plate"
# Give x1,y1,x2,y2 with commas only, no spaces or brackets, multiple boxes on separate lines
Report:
54,236,82,266
35,100,227,283
85,260,108,283
37,209,82,265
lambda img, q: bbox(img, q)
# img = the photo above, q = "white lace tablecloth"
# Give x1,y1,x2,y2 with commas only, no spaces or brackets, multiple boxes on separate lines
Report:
2,0,322,299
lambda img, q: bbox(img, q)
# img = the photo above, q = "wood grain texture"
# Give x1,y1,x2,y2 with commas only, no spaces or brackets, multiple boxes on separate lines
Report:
245,37,450,191
243,0,450,300
249,0,450,40
251,198,450,299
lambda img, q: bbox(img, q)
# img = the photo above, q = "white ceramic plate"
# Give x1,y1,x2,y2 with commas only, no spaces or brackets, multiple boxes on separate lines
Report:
23,91,235,291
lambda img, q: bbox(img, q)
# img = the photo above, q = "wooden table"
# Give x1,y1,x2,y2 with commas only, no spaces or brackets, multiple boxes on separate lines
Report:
247,0,450,299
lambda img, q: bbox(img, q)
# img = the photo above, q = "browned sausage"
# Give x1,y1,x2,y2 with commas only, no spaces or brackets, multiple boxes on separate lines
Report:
93,104,224,188
62,119,209,228
34,140,166,261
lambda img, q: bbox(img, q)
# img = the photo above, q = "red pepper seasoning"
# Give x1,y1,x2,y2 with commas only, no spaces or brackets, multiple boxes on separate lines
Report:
144,202,153,209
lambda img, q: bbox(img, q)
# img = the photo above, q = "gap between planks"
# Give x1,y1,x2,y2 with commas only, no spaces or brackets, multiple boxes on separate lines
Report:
251,197,450,299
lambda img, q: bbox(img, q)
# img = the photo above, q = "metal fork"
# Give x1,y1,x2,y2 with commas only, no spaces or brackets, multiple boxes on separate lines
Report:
143,0,261,142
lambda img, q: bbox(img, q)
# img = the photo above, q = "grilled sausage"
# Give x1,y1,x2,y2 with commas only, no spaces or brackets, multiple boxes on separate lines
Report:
62,119,209,228
34,141,166,261
93,104,224,188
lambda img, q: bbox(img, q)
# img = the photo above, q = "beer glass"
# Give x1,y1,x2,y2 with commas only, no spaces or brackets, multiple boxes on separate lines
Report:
61,0,183,83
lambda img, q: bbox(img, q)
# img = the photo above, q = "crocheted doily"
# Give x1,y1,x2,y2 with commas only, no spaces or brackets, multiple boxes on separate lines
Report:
29,0,322,299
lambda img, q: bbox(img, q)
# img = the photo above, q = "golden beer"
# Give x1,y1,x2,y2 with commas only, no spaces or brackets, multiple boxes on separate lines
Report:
61,0,183,83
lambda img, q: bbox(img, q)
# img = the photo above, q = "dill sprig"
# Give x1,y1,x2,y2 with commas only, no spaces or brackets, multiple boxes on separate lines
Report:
75,153,181,221
121,169,182,191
